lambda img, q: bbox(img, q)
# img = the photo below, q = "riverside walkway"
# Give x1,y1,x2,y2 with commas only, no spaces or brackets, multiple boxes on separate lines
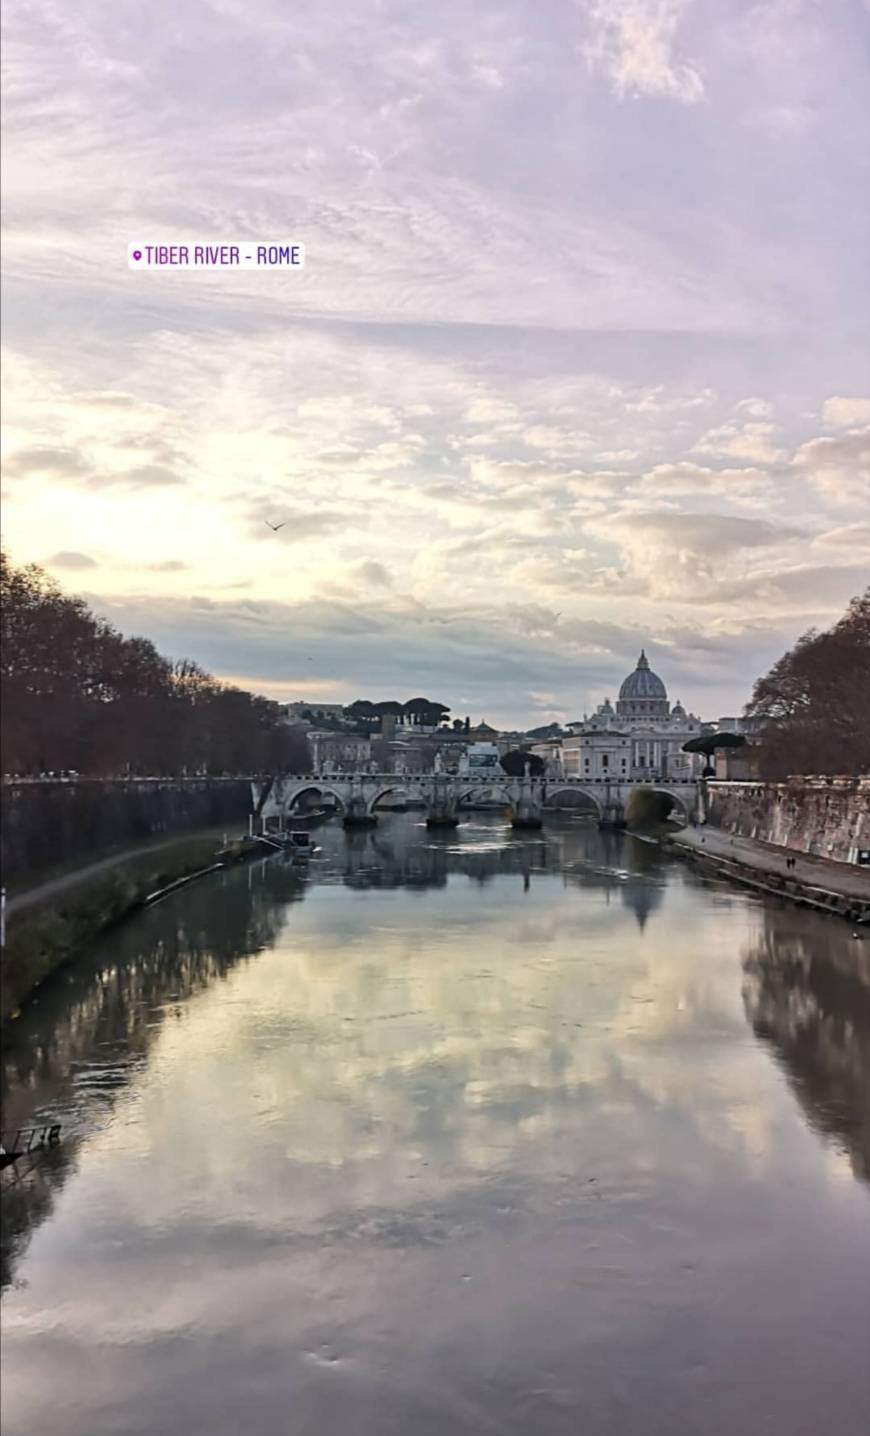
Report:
672,826,870,907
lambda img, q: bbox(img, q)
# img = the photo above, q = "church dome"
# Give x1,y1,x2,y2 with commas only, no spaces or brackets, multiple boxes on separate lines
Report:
618,650,667,703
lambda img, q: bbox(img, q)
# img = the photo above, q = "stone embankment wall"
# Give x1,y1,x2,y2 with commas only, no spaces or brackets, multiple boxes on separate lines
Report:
706,777,869,864
1,779,253,885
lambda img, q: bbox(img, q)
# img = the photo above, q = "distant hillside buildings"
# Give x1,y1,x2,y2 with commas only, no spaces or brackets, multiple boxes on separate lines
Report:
283,650,723,782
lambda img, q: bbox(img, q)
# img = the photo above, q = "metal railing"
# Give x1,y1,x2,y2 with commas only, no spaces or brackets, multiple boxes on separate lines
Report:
1,1123,62,1163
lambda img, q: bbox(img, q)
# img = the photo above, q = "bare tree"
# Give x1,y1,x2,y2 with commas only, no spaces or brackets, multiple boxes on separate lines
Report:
745,589,870,778
0,552,304,778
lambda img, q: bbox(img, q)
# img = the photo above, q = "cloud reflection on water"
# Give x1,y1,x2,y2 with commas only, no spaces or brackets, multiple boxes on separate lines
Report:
2,818,869,1436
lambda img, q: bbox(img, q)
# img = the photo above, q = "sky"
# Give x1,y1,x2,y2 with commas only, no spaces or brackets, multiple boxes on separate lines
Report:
2,0,869,729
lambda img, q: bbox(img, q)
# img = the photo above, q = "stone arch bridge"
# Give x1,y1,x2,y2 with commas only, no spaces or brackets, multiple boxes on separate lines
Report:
253,773,700,829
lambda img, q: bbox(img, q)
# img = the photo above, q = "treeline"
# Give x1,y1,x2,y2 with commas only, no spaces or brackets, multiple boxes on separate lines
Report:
301,698,469,736
344,698,455,730
0,553,308,777
746,589,870,779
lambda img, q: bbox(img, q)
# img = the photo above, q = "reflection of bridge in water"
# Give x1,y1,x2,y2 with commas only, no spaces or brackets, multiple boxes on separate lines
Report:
338,824,664,928
256,773,699,828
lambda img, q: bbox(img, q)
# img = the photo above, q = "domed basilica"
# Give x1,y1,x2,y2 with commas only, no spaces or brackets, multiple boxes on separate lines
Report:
557,649,704,783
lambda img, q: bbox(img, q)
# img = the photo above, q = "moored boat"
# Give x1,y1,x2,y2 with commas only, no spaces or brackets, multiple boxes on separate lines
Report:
287,830,319,859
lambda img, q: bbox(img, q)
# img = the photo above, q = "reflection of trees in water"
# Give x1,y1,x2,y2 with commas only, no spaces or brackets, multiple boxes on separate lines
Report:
1,857,308,1290
4,861,307,1100
1,1143,77,1292
742,911,870,1184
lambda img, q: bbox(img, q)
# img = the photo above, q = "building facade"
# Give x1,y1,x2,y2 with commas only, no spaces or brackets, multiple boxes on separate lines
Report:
307,730,372,772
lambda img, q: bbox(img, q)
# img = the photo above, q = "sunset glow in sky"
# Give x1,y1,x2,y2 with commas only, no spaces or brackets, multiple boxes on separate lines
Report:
2,0,869,725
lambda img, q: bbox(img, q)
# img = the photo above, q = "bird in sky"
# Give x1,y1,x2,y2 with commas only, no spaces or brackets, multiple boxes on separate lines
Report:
264,519,286,532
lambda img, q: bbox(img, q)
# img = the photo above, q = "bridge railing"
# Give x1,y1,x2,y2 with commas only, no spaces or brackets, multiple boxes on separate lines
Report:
278,773,697,786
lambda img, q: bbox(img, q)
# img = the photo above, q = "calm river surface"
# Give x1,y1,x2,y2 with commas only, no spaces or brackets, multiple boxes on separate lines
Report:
2,815,869,1435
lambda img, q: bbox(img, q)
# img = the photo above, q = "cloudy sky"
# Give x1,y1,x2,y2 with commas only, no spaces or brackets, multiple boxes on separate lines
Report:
2,0,869,727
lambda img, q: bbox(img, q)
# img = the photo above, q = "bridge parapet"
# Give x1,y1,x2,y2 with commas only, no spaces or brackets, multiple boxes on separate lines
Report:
254,772,699,829
263,773,697,787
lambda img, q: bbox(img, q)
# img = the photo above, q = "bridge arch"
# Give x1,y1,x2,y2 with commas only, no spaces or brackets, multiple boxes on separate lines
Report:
543,785,603,817
650,787,692,823
284,783,347,816
367,783,417,815
456,785,516,812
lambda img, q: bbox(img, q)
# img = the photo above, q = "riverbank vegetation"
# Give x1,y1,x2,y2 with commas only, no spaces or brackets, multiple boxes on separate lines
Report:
1,552,308,778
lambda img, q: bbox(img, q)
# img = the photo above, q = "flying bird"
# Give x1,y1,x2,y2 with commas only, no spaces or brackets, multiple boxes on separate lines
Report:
264,519,286,532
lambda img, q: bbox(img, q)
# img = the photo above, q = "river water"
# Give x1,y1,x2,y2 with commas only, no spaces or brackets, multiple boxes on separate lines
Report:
2,815,869,1435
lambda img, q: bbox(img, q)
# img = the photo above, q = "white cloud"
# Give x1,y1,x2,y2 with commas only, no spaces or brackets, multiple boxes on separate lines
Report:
581,0,704,103
814,522,870,551
585,509,801,600
822,397,870,428
792,428,870,505
463,397,520,425
693,421,786,464
92,463,185,489
520,425,594,456
636,462,771,498
466,457,630,504
735,397,773,419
